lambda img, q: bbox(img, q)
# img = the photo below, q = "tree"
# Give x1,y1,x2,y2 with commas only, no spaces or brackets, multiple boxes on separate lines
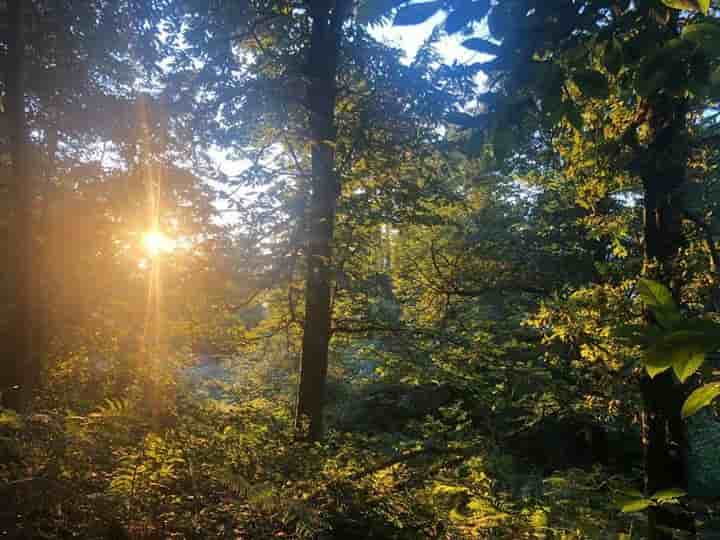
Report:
378,0,720,536
294,0,352,440
164,0,464,440
3,0,35,409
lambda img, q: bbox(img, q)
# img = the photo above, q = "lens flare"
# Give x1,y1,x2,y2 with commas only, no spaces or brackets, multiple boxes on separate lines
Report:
142,231,176,256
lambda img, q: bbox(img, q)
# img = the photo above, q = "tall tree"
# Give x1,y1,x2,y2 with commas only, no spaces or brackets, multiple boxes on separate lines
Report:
3,0,36,409
295,0,352,439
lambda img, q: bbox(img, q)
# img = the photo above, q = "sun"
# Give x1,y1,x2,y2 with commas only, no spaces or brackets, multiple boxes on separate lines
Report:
142,231,176,256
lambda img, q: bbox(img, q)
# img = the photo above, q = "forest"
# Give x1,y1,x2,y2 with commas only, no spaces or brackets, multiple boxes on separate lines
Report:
2,0,720,538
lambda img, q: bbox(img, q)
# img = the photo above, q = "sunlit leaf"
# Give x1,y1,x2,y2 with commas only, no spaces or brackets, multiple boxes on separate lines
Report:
646,362,672,379
637,279,675,311
644,328,720,382
672,347,705,383
682,382,720,418
651,488,686,502
661,0,710,14
620,498,654,513
637,279,680,328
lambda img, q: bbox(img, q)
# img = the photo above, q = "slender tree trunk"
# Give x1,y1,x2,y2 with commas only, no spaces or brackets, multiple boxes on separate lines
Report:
3,0,37,410
295,0,350,441
638,94,694,539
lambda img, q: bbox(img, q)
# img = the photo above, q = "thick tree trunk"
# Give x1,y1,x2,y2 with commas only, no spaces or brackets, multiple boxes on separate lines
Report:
638,95,694,539
3,0,37,410
295,0,349,441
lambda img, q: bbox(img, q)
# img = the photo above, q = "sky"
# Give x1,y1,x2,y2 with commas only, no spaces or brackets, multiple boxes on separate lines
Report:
368,12,482,66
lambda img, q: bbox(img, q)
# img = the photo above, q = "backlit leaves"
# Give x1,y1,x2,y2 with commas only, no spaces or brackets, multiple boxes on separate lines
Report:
637,279,679,329
661,0,711,14
682,383,720,418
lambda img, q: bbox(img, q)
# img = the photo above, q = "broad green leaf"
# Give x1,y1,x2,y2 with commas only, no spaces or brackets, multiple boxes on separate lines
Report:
651,488,686,502
620,498,654,513
646,361,672,379
637,279,676,312
646,331,707,381
645,322,720,381
672,347,705,383
637,279,680,328
681,22,720,54
682,382,720,418
572,70,609,99
462,38,502,55
393,1,442,26
661,0,710,14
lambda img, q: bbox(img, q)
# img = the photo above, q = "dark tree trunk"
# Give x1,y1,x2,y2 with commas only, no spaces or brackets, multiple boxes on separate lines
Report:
295,0,350,441
638,94,695,539
3,0,37,410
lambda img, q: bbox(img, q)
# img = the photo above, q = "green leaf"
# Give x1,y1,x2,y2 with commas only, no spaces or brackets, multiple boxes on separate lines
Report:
637,279,680,328
646,320,720,381
661,0,710,14
620,498,654,513
681,22,720,54
393,1,442,26
638,279,675,309
572,70,609,99
682,382,720,418
462,38,502,55
645,359,672,379
645,331,707,382
651,488,686,502
672,347,705,383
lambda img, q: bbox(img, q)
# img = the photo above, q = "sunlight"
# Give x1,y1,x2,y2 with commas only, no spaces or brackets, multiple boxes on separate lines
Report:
142,231,176,256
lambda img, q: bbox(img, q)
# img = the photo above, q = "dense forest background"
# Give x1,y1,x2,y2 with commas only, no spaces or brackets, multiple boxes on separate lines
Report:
2,0,720,538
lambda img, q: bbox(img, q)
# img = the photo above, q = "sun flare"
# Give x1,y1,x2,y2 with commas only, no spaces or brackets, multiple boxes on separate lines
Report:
142,231,176,256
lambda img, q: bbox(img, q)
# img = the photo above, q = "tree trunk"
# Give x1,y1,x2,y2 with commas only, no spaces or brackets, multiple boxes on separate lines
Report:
3,0,37,410
295,0,350,441
638,94,695,539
